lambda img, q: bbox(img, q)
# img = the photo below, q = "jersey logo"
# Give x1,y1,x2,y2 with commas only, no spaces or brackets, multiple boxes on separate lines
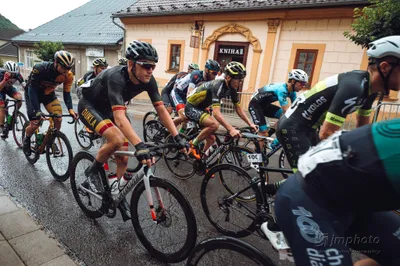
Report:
341,97,365,114
301,96,327,120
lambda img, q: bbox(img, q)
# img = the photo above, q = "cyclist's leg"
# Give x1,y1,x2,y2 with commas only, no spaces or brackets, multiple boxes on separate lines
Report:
161,90,173,114
43,93,62,130
263,103,282,137
171,90,187,127
348,211,400,266
24,88,42,154
0,91,6,129
275,173,355,266
112,113,130,178
248,101,268,148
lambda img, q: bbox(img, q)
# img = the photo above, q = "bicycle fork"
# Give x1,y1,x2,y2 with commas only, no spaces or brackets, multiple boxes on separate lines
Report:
143,167,166,223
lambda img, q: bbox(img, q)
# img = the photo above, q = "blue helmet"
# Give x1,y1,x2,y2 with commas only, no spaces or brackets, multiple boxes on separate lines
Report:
205,59,220,72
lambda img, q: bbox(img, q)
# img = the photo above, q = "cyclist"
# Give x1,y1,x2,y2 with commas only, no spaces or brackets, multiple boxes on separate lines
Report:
118,57,128,66
185,61,257,160
248,69,308,149
161,63,199,115
77,57,108,86
274,35,400,266
0,61,24,138
276,56,382,172
78,40,188,196
171,59,220,128
23,50,77,156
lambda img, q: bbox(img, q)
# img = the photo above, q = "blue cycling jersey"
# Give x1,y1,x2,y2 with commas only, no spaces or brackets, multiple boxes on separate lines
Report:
251,83,296,107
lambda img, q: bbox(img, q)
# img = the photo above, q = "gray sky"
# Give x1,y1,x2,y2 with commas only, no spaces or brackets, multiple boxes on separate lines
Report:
2,0,90,31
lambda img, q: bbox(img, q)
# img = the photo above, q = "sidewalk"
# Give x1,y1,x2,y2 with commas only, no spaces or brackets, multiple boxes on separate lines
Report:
0,187,79,266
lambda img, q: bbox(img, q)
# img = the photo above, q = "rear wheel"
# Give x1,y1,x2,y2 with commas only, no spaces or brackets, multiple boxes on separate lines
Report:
22,122,40,164
12,111,28,148
142,111,158,128
131,176,197,263
74,119,93,150
278,149,291,179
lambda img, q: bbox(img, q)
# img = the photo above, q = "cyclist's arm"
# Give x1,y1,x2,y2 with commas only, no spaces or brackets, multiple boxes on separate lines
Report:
278,90,290,113
113,108,142,145
186,71,201,96
234,104,253,126
355,93,377,127
319,122,340,140
62,72,74,111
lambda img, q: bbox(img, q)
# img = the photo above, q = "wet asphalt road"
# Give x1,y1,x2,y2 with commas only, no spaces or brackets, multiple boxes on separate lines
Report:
0,103,294,266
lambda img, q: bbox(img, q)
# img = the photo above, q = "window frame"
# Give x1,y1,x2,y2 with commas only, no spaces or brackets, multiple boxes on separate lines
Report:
166,40,185,74
25,50,39,69
293,49,318,86
169,44,181,71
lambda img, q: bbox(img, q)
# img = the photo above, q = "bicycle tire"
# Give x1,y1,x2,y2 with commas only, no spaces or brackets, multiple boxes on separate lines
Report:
143,120,166,143
201,164,259,238
278,149,290,179
46,131,73,182
12,111,27,148
131,176,197,263
142,111,158,129
74,119,93,150
163,133,196,179
186,236,276,266
22,121,40,164
218,145,254,170
70,151,106,219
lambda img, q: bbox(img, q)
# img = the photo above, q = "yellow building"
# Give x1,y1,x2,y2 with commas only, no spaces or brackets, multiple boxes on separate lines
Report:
113,0,399,104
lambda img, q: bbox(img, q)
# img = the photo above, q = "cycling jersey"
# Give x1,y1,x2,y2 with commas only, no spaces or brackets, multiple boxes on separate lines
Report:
162,71,187,107
0,69,24,84
275,119,400,266
277,70,377,169
77,70,96,86
78,65,162,134
0,69,23,105
174,70,204,94
251,83,296,107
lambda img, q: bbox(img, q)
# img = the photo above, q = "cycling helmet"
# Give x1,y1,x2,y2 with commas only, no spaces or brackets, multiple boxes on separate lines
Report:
188,63,199,70
288,69,309,83
118,58,128,65
54,50,74,69
93,58,108,67
205,59,220,72
4,61,19,73
125,40,158,63
224,61,246,79
367,35,400,59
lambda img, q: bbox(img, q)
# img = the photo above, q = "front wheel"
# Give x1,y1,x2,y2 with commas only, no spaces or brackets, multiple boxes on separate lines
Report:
186,236,276,266
12,111,28,148
131,176,197,263
46,131,73,182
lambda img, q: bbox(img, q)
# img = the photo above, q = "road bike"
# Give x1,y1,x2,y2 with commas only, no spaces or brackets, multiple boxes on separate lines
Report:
22,114,74,182
1,98,27,148
69,143,197,263
73,117,102,150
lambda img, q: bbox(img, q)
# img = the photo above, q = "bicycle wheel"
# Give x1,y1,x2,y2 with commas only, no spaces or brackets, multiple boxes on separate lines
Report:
22,122,40,164
143,120,167,143
46,131,73,182
186,236,276,266
131,176,197,263
12,111,28,148
70,151,106,219
201,164,259,238
278,149,290,179
142,111,158,128
163,133,196,180
74,119,93,150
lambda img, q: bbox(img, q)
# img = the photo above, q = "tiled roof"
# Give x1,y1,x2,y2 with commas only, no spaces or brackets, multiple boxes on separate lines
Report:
0,29,25,41
113,0,369,17
12,0,134,45
0,42,18,57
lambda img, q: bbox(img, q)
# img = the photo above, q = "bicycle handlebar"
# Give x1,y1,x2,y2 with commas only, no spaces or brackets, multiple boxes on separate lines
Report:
41,113,75,124
114,142,182,157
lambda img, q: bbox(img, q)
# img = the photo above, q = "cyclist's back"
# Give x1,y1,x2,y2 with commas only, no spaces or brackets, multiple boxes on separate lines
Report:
251,83,296,106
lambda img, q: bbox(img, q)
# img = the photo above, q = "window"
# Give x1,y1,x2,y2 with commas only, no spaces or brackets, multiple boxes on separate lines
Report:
294,49,318,85
26,50,38,69
169,44,181,71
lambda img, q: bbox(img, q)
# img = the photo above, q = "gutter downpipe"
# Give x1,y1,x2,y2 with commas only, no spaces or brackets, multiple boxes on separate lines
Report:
11,42,20,62
112,17,126,58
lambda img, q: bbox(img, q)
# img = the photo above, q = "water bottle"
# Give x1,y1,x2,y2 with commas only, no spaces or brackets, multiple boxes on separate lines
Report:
6,114,12,125
205,143,218,157
36,133,45,146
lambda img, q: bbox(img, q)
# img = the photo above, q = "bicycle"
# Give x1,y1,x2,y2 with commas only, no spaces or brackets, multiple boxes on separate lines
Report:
1,99,27,148
22,114,74,182
186,235,276,266
73,117,102,150
69,143,197,263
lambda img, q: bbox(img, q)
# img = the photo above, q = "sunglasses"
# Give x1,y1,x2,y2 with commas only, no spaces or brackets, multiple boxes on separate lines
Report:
299,81,307,86
136,61,156,70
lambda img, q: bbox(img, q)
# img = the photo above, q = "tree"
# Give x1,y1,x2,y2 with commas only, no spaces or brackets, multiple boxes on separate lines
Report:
33,41,64,61
344,0,400,48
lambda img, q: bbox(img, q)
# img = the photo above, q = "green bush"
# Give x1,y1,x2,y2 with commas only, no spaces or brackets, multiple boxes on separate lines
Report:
33,41,64,61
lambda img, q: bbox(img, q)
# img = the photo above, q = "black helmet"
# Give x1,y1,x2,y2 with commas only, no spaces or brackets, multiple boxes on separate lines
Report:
125,40,158,63
224,61,246,79
118,58,128,65
54,50,74,69
205,59,220,72
93,57,108,67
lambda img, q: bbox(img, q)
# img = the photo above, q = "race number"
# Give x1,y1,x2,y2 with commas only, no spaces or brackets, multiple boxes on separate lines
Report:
246,153,263,163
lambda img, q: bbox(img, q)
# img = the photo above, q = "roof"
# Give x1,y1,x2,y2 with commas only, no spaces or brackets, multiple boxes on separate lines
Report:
113,0,369,18
12,0,134,46
0,42,17,57
0,29,25,41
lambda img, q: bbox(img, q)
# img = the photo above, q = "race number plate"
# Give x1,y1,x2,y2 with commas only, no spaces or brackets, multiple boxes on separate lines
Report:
246,153,263,163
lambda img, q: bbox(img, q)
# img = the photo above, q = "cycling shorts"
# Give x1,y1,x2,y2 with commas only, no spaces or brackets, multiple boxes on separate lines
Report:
276,172,400,266
78,96,129,145
25,89,62,121
0,86,21,105
248,100,282,132
161,89,174,108
171,89,186,111
184,103,210,126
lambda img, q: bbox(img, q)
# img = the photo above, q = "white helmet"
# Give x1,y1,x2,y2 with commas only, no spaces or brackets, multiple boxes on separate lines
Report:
288,69,308,82
367,35,400,59
4,61,19,73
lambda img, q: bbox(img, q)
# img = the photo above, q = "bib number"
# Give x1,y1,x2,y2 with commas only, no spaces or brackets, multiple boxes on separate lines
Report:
285,94,306,119
298,131,343,177
246,153,263,163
